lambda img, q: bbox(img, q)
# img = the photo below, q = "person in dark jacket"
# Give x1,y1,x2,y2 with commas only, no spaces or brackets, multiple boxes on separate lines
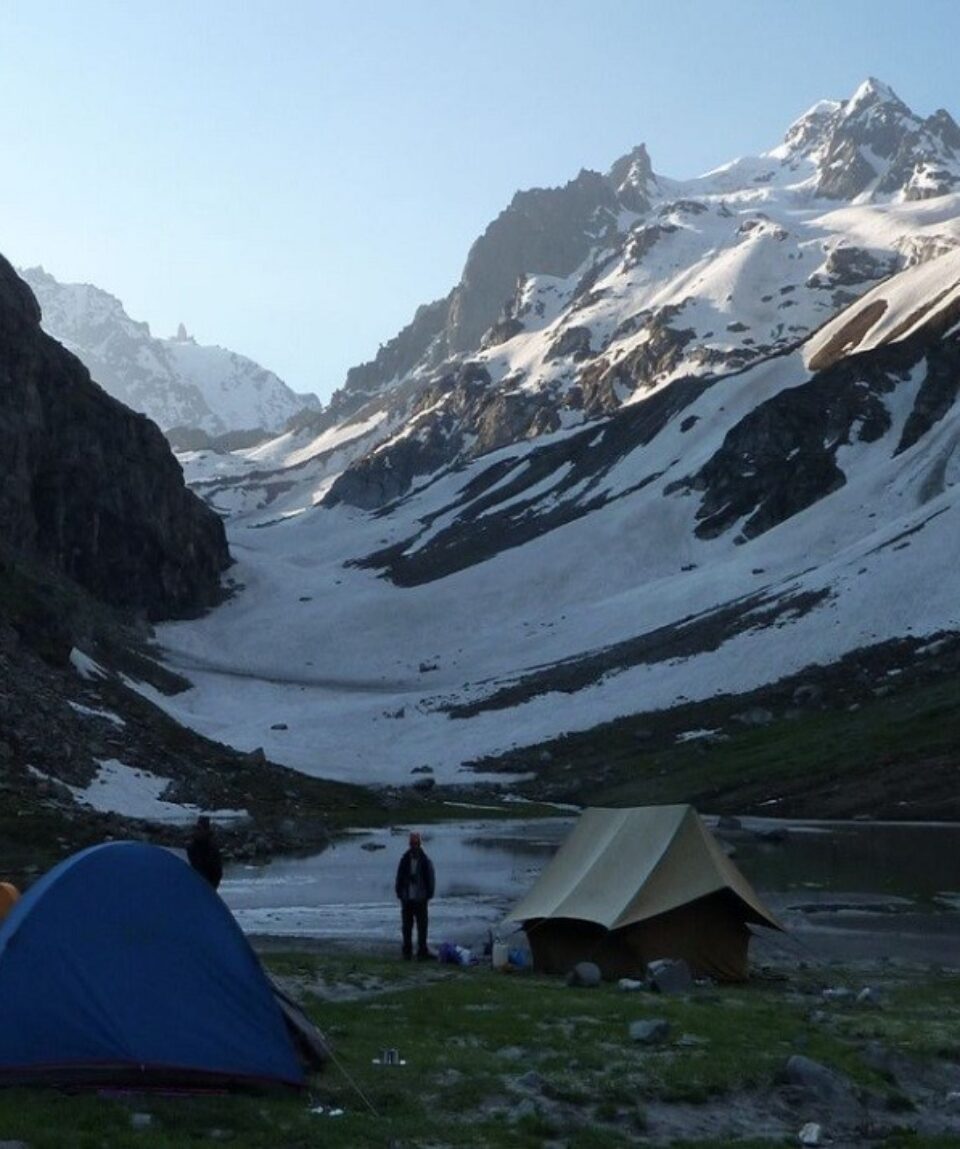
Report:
187,815,223,890
394,831,435,960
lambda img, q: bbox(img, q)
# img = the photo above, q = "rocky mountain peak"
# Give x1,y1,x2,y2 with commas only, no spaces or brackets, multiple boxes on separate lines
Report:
835,77,921,161
607,143,656,212
842,76,909,120
445,169,620,355
298,80,960,448
18,267,318,437
778,78,960,201
780,99,843,157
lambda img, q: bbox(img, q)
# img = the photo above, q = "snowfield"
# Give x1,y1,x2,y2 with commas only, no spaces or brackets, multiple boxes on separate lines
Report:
150,331,960,785
142,81,960,787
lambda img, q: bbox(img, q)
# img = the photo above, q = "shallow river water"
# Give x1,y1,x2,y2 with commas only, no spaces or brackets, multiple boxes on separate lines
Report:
222,816,960,967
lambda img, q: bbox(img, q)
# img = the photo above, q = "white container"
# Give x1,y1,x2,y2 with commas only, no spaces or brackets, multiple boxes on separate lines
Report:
491,942,509,969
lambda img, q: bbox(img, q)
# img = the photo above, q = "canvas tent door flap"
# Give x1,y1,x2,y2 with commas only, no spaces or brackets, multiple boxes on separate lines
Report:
0,842,305,1090
505,806,781,982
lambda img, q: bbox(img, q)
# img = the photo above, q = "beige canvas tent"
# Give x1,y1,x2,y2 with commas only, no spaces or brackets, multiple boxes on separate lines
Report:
504,805,781,982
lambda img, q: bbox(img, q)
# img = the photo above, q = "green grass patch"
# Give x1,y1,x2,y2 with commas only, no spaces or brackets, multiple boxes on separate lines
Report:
0,955,957,1146
485,661,960,819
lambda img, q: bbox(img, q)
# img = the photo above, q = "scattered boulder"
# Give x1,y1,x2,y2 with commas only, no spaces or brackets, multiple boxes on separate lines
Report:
618,978,646,992
566,961,602,988
785,1054,855,1103
629,1018,670,1045
646,958,693,994
798,1121,823,1146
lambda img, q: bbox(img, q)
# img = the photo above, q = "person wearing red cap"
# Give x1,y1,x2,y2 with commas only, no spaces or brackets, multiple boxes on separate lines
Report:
394,831,436,960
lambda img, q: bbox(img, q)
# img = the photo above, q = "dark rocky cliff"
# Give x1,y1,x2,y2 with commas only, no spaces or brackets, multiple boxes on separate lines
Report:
0,255,229,620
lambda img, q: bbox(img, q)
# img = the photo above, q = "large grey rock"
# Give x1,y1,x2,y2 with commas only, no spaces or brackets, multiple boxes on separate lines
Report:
798,1122,823,1147
566,961,602,988
629,1018,670,1045
785,1054,855,1102
646,958,693,995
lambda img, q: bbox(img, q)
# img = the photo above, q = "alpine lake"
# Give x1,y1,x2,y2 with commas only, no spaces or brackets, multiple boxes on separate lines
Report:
223,815,960,968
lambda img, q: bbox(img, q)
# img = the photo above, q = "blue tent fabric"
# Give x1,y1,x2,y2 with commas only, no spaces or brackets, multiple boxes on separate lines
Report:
0,842,304,1089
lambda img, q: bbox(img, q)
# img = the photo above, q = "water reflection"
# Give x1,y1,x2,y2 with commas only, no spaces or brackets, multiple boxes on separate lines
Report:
719,819,960,906
222,820,569,946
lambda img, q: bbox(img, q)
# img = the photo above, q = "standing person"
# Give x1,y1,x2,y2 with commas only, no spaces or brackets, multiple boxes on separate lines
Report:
395,831,435,960
187,815,223,890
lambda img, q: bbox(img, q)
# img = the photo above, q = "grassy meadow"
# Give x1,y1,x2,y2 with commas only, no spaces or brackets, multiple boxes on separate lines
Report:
0,952,958,1147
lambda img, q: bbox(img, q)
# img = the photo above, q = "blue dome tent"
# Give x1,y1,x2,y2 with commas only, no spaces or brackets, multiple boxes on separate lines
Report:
0,842,305,1089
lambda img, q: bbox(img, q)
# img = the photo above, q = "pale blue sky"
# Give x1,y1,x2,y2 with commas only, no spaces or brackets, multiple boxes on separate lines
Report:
1,1,957,400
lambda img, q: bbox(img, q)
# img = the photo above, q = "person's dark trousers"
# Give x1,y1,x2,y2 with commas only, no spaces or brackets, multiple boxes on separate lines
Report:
401,899,429,957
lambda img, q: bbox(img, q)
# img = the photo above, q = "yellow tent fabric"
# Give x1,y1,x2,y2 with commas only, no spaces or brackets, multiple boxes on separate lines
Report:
0,883,19,924
505,806,781,982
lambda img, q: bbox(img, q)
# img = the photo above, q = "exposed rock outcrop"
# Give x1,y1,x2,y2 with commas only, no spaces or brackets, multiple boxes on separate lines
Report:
0,256,230,620
668,324,960,541
323,363,563,511
447,170,622,354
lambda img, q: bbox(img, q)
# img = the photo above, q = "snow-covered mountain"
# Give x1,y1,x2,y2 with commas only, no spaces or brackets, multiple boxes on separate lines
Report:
147,80,960,788
19,267,319,438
